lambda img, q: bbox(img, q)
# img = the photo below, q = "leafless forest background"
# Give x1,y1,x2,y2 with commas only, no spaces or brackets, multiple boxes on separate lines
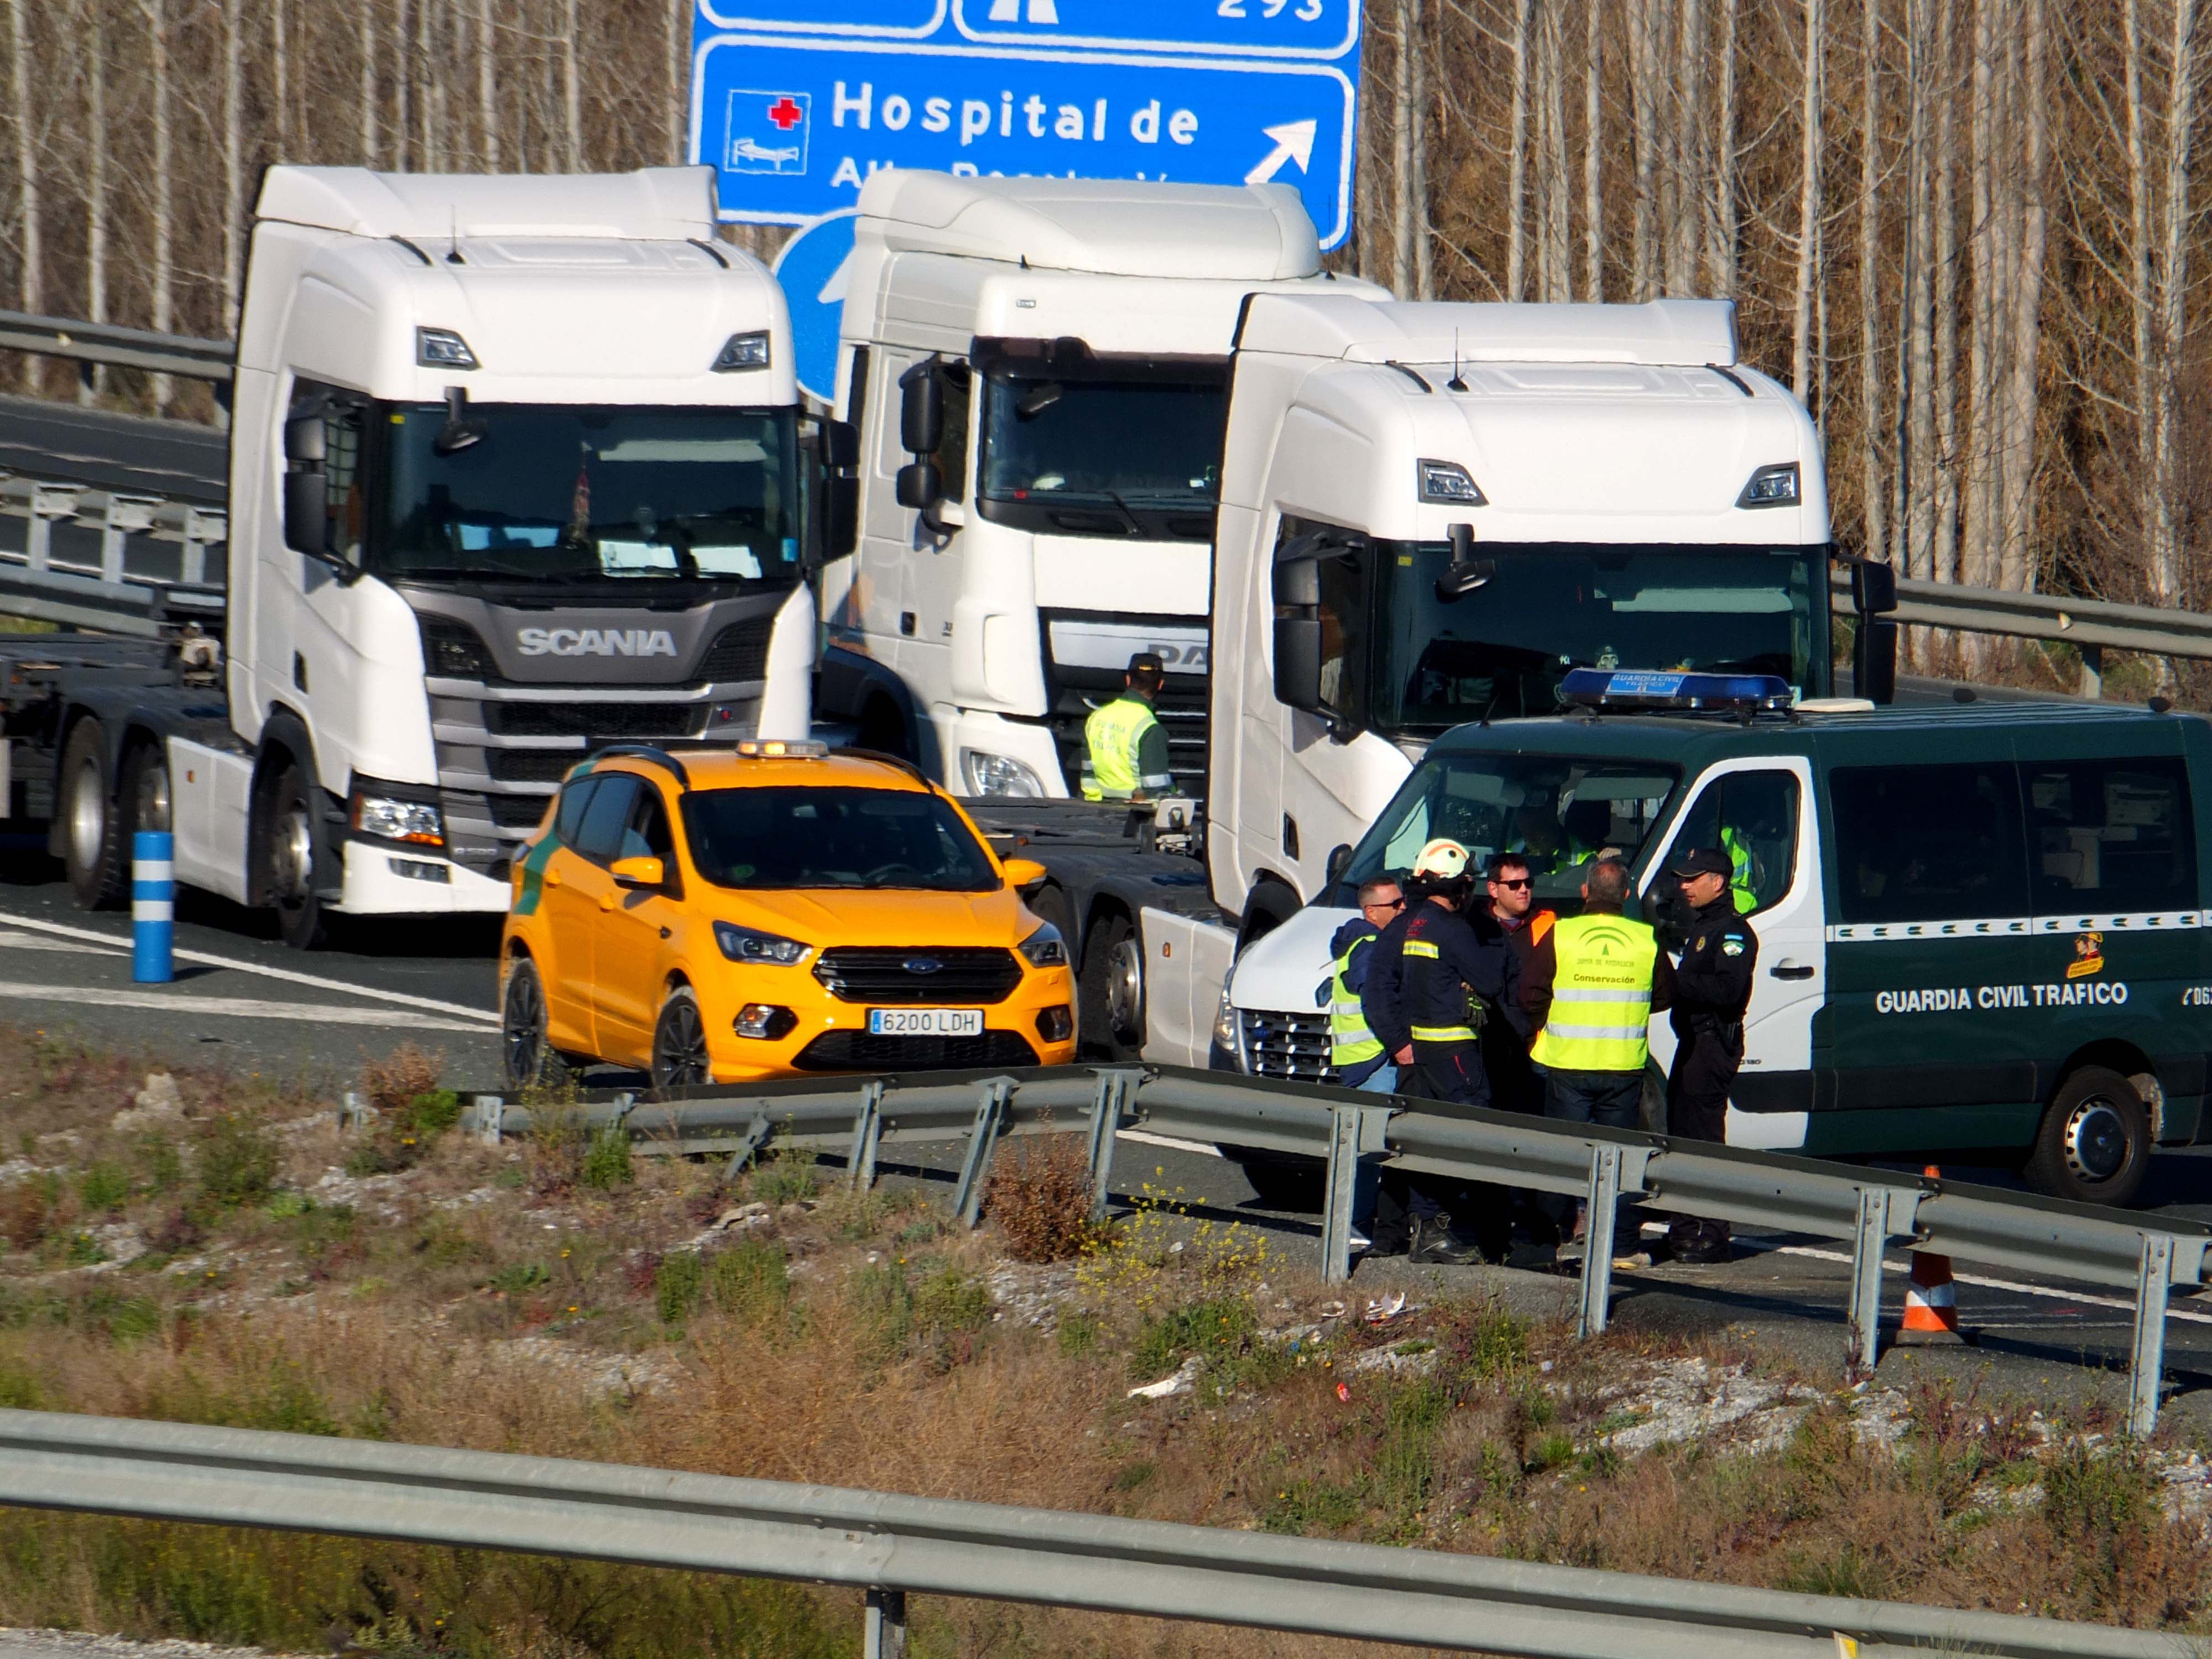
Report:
1,0,2208,685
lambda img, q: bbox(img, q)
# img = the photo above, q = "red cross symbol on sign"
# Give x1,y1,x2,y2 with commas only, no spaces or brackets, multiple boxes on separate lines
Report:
766,97,805,130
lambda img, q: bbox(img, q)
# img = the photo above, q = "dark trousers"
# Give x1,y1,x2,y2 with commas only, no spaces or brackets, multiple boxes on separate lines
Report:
1397,1039,1511,1258
1542,1067,1644,1243
1666,1032,1738,1259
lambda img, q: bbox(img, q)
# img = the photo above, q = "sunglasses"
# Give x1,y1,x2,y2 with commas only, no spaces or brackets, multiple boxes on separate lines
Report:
1493,877,1533,890
1367,896,1407,910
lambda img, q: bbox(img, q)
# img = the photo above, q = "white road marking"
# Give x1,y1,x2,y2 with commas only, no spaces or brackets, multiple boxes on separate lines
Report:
0,928,122,955
1762,1241,2212,1327
0,909,500,1026
1118,1128,1223,1157
0,979,491,1032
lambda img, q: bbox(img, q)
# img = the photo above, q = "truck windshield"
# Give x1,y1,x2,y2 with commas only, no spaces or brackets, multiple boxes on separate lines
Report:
1308,541,1827,737
976,369,1225,541
1329,753,1684,913
680,786,999,891
377,404,801,588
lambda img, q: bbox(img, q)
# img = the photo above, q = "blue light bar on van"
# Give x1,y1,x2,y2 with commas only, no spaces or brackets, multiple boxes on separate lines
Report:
1560,667,1794,713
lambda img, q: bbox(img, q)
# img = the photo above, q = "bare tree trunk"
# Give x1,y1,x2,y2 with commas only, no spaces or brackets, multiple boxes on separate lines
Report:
1629,0,1659,298
1705,0,1739,294
222,0,243,325
668,0,686,165
1663,0,1693,293
8,0,39,393
562,0,583,171
481,0,500,169
1792,0,1824,397
1537,0,1571,300
417,0,436,171
2144,0,2200,612
1964,0,1997,598
1999,0,2048,594
82,0,107,404
1355,44,1381,283
143,0,173,409
1857,0,1886,562
1506,0,1531,300
1582,0,1604,300
360,0,378,163
1933,3,1961,586
1411,0,1433,299
1900,0,1933,591
272,0,290,160
396,0,412,170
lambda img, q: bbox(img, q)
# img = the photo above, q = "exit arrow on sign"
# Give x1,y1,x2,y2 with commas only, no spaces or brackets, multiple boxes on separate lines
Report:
1244,118,1317,183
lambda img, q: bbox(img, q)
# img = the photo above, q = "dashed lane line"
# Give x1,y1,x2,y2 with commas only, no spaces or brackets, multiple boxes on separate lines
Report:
1762,1241,2212,1327
0,979,492,1032
0,909,502,1026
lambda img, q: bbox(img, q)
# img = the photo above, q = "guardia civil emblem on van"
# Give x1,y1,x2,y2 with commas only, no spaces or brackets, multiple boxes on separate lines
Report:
2067,932,2105,980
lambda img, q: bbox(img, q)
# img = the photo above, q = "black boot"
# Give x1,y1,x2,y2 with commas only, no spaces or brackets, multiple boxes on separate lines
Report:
1410,1211,1481,1266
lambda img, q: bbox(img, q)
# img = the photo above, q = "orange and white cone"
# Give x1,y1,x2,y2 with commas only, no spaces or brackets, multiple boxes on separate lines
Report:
1895,1166,1970,1344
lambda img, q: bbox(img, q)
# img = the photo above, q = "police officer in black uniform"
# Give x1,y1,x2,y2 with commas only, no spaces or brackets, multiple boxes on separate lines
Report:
1665,846,1758,1264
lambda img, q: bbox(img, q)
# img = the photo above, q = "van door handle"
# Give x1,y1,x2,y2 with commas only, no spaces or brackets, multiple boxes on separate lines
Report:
1770,962,1815,980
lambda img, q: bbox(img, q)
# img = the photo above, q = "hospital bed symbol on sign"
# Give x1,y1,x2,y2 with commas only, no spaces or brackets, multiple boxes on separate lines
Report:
725,91,812,174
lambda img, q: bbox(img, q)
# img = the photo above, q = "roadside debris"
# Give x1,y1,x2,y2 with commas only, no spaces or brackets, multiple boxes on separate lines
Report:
1128,1357,1205,1399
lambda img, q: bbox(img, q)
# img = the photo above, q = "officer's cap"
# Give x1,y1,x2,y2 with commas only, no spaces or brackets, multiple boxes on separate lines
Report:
1411,838,1470,879
1669,845,1732,878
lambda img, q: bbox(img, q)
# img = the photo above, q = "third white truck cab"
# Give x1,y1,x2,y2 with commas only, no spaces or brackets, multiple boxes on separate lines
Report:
818,170,1383,799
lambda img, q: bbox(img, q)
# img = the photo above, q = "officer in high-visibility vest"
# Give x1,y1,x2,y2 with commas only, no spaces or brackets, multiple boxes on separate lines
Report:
1521,855,1675,1265
1079,654,1175,802
1663,846,1759,1264
1318,875,1407,1094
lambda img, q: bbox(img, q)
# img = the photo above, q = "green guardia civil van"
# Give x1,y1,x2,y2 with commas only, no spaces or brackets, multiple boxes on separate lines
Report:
1323,670,2212,1207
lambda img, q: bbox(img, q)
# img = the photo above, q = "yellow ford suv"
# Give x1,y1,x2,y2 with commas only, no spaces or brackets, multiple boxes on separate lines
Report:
498,742,1076,1088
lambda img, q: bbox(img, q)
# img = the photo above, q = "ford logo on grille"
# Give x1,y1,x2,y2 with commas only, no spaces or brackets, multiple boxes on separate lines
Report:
905,956,943,975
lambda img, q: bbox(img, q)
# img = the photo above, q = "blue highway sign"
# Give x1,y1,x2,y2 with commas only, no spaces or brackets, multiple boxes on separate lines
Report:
697,0,945,37
692,38,1355,246
949,0,1360,61
770,210,859,404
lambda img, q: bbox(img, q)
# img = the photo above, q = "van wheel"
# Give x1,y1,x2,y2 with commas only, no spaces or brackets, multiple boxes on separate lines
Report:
2026,1067,2151,1207
651,984,712,1091
1079,912,1144,1061
502,958,571,1092
59,719,124,909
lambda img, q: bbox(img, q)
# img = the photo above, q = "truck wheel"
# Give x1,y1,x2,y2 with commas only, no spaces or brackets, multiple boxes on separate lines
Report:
1078,912,1144,1061
2025,1066,2151,1207
651,984,711,1091
265,760,331,951
501,958,572,1092
59,719,125,909
125,743,172,836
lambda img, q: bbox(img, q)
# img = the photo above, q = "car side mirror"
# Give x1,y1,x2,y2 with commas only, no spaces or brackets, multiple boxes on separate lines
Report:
611,855,665,890
1002,856,1047,888
1271,555,1323,714
899,364,943,455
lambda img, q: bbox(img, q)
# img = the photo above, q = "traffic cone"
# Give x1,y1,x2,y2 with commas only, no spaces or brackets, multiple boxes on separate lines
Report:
1895,1166,1970,1345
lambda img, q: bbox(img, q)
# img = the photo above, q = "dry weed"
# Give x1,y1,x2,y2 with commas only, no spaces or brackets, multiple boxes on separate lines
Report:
983,1130,1098,1262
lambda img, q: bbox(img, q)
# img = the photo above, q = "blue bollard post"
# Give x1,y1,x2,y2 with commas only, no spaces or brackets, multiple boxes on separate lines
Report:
132,830,174,984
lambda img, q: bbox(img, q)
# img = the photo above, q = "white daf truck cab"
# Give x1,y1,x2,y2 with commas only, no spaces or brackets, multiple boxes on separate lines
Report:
991,293,1863,1083
815,170,1384,799
23,165,847,946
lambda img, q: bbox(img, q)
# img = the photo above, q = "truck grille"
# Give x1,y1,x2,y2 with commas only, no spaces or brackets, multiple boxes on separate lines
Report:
793,1030,1039,1071
486,749,583,784
697,618,772,681
1241,1009,1338,1084
488,702,711,740
813,947,1023,1005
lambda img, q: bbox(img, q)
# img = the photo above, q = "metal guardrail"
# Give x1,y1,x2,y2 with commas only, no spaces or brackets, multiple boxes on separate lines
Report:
461,1062,2212,1436
0,309,233,383
0,476,226,635
0,1408,2188,1659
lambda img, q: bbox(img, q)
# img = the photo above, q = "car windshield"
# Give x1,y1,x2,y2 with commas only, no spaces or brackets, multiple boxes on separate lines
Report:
378,403,801,588
1328,752,1683,913
977,369,1225,541
1306,540,1827,738
680,786,999,891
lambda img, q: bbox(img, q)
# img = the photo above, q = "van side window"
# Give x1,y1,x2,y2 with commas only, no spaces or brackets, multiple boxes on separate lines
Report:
1829,762,2030,924
2023,757,2197,912
554,776,600,848
1669,770,1801,914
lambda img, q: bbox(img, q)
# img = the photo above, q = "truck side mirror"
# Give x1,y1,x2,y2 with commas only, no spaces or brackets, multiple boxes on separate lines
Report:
1855,617,1898,705
896,460,944,512
1271,555,1323,713
1851,559,1898,615
823,418,860,471
899,364,943,455
817,418,860,562
281,414,327,556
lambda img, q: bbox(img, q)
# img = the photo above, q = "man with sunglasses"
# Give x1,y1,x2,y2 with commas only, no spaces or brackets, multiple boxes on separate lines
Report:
1321,875,1408,1095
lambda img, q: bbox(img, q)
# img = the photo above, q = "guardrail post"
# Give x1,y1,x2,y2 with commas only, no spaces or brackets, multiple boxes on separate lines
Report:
24,484,79,572
1083,1069,1134,1223
1846,1187,1896,1374
863,1588,906,1659
2129,1233,2176,1437
1576,1145,1624,1338
846,1081,885,1192
2079,641,2104,699
1318,1104,1391,1285
723,1111,773,1180
952,1078,1014,1228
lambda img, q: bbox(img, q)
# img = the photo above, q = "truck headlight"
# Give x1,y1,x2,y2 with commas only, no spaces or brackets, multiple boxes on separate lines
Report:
351,791,444,848
1213,980,1242,1061
714,922,812,965
1016,921,1068,968
961,749,1047,798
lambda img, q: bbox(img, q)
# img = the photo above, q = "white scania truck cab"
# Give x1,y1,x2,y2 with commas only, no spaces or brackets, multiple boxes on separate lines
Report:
816,170,1384,800
30,165,841,946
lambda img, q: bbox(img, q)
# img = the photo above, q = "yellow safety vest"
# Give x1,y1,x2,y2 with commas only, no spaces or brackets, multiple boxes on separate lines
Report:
1529,911,1658,1073
1080,696,1162,801
1324,935,1385,1070
1722,825,1758,914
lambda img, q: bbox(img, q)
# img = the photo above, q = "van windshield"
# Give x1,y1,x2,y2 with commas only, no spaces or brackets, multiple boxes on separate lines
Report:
1328,752,1683,912
680,786,999,891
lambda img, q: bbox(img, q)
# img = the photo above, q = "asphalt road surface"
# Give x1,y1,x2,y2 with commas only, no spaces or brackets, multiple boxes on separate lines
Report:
0,392,226,503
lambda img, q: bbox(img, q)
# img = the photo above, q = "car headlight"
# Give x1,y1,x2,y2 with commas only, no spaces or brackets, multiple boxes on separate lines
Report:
1016,921,1068,968
961,749,1048,798
1213,980,1242,1059
351,791,444,848
714,922,812,965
